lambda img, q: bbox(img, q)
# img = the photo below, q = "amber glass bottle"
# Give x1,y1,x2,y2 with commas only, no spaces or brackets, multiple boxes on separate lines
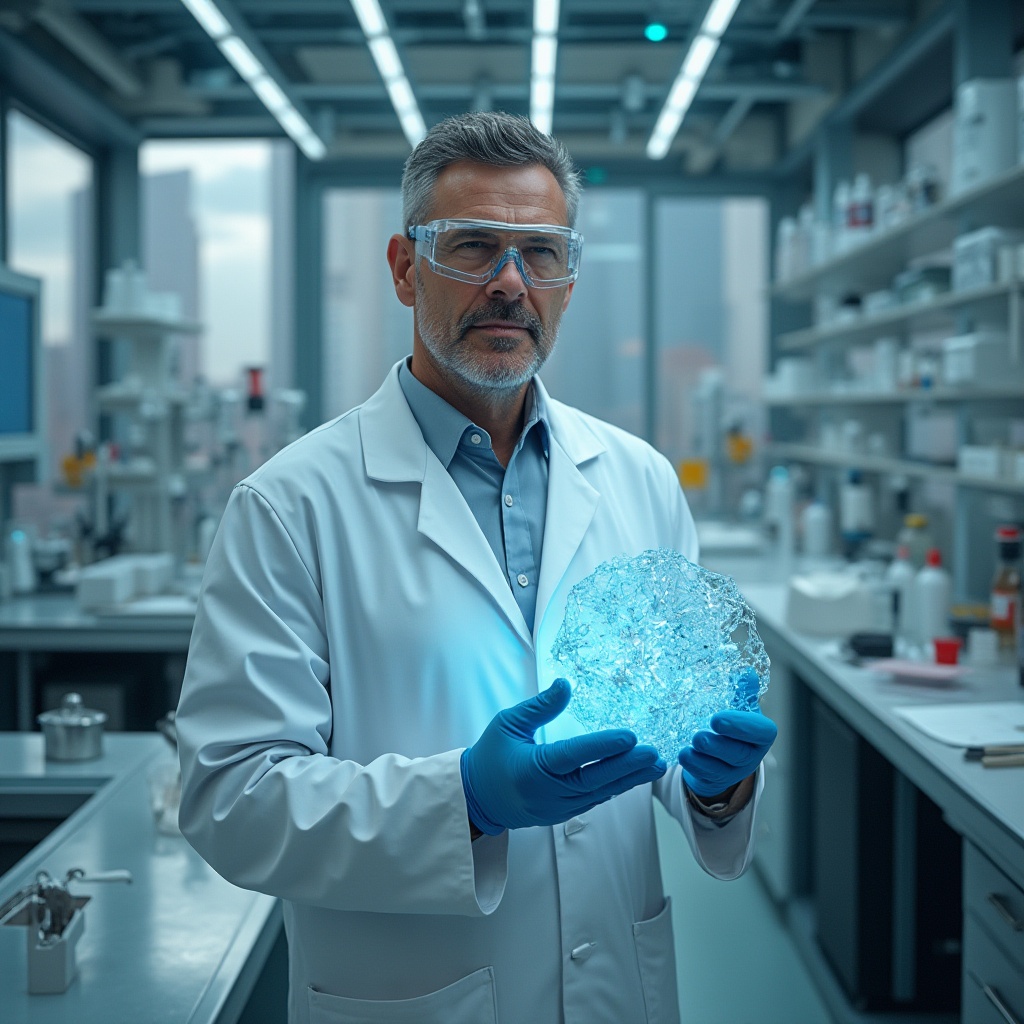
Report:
990,525,1021,651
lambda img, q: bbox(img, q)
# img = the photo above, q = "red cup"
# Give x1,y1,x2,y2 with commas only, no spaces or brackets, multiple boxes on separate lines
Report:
933,636,962,665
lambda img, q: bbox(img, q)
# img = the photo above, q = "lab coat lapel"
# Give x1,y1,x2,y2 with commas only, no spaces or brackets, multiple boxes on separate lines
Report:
360,362,532,647
533,386,605,641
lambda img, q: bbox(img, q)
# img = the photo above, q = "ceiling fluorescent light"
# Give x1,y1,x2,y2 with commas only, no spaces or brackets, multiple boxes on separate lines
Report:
180,0,230,39
531,76,555,134
368,36,403,81
646,0,743,159
398,108,428,146
666,75,699,113
682,34,719,80
350,0,387,38
532,35,558,79
252,75,290,115
702,0,743,37
218,35,264,82
534,0,560,35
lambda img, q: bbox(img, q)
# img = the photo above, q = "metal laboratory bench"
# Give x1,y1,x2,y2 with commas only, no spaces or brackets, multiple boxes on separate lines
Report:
0,733,282,1024
708,552,1024,1024
0,593,195,731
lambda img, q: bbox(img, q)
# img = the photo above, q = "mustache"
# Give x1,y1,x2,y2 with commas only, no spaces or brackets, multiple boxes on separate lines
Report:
457,302,543,341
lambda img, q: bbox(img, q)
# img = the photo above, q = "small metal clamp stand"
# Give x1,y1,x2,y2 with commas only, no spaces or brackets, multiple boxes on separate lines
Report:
0,867,132,993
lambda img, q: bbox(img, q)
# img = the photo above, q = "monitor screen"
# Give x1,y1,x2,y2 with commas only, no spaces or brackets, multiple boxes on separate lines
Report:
0,265,43,465
0,289,34,435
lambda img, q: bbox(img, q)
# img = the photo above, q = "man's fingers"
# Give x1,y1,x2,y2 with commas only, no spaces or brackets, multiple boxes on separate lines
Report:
572,743,663,791
587,758,668,803
538,728,638,775
502,678,573,737
709,709,778,745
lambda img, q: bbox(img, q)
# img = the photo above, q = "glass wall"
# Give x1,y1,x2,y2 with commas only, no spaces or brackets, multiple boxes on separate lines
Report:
5,109,94,479
540,188,645,436
321,189,412,419
139,140,288,390
654,196,768,516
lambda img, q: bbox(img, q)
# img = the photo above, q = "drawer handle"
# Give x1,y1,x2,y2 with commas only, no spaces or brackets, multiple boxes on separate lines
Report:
988,892,1024,931
973,973,1023,1024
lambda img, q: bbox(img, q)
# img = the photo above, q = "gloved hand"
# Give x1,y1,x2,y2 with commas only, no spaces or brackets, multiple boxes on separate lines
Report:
461,678,667,836
678,669,777,799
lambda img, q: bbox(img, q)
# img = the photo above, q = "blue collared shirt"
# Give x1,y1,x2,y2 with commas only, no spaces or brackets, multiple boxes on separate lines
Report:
398,359,549,632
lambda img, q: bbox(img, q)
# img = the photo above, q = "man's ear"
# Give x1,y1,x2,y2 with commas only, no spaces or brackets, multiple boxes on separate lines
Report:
560,280,575,314
387,235,416,308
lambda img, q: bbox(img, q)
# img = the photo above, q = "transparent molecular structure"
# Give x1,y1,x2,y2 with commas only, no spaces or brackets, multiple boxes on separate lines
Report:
550,548,770,760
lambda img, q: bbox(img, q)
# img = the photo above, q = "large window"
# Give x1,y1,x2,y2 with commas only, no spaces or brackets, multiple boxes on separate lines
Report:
6,109,94,479
321,189,412,419
139,140,289,389
654,197,768,515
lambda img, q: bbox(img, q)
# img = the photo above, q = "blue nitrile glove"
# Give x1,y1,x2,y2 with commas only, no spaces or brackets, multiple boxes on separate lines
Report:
461,678,667,836
678,669,778,799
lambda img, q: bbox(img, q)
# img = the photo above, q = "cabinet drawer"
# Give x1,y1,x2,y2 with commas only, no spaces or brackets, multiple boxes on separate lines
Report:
964,916,1024,1024
965,844,1024,969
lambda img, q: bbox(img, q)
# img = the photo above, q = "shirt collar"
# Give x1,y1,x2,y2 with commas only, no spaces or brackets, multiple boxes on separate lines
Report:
398,357,550,468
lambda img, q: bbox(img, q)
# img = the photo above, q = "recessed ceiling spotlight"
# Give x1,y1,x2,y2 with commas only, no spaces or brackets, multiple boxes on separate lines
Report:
644,22,668,42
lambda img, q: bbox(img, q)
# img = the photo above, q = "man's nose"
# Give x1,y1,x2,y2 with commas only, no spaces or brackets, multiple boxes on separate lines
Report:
484,252,528,300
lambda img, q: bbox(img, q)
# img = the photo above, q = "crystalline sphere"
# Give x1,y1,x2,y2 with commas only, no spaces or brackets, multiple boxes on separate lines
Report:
550,548,770,760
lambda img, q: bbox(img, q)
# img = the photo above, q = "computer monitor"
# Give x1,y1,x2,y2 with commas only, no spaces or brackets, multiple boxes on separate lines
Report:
0,264,44,468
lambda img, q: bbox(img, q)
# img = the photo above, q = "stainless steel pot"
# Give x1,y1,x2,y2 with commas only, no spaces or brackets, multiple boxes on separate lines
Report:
37,693,107,762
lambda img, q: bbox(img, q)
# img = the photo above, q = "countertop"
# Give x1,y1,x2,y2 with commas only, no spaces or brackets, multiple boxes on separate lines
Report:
0,733,278,1024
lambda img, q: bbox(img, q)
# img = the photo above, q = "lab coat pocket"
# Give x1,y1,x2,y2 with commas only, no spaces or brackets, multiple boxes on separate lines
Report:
307,966,498,1024
632,897,682,1024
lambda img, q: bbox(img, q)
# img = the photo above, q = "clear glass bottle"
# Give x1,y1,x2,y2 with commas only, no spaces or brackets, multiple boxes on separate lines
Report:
990,525,1022,651
898,513,932,569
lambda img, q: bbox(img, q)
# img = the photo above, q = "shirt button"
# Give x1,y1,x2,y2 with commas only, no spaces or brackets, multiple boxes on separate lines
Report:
504,494,514,507
470,433,482,445
564,817,587,836
570,942,596,962
516,573,529,587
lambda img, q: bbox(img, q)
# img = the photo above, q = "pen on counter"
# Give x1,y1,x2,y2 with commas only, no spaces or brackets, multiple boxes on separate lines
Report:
964,745,1024,767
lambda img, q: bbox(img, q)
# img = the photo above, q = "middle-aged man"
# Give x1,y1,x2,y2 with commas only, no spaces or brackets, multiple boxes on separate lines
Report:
177,111,777,1024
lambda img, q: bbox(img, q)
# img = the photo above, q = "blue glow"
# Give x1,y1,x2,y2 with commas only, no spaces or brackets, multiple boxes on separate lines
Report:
644,22,668,42
551,549,770,760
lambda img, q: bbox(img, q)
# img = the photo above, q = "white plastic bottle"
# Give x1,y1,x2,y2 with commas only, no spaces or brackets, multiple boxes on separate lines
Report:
913,547,951,646
801,500,832,558
765,466,794,561
885,545,917,643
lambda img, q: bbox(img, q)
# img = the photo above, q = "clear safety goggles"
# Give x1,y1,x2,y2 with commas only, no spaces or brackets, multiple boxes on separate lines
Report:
407,218,583,289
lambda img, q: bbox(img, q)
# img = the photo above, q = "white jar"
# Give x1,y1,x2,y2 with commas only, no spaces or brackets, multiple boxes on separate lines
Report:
885,547,917,640
801,501,832,558
913,548,951,644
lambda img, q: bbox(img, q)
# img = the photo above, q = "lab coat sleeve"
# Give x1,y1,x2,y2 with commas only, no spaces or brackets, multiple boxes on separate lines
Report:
176,482,509,916
652,455,763,879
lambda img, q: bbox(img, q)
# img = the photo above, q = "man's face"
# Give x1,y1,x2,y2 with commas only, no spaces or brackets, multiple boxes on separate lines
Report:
400,161,575,400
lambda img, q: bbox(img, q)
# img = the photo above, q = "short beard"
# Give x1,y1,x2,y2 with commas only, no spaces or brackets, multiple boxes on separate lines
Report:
416,276,561,395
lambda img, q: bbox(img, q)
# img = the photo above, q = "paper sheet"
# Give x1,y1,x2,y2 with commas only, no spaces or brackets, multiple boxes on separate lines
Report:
893,701,1024,747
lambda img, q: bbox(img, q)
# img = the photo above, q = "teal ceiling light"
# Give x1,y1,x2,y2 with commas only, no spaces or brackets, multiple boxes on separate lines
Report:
644,22,668,42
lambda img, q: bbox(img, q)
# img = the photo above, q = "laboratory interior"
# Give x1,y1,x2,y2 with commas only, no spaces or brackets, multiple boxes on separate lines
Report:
0,1,1023,1022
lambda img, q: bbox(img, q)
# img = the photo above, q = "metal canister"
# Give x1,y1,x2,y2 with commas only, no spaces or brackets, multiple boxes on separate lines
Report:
37,693,107,762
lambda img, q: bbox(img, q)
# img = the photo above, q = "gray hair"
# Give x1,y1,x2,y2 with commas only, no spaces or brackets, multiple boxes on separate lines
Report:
401,111,583,229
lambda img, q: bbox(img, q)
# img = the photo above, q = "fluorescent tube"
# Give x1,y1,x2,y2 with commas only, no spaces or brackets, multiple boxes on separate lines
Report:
252,75,290,115
180,0,230,39
682,34,718,81
701,0,743,37
534,0,560,35
368,36,403,81
532,35,558,78
218,35,263,82
349,0,387,37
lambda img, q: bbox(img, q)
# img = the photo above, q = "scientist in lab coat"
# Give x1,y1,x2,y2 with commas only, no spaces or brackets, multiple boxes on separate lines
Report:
177,111,777,1024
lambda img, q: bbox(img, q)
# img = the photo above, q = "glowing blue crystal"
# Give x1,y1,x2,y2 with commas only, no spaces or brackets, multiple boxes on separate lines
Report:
550,548,770,760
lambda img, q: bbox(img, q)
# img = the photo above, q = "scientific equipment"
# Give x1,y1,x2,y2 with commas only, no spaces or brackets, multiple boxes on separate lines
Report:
36,693,107,762
897,514,933,570
950,78,1018,197
952,227,1024,292
0,868,132,994
764,465,795,559
839,470,874,558
550,548,770,760
785,571,875,636
800,500,832,558
989,525,1021,650
914,548,951,645
942,330,1022,387
885,546,917,642
4,527,36,594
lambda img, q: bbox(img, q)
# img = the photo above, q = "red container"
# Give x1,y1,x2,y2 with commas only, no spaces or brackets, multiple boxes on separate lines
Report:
933,636,962,665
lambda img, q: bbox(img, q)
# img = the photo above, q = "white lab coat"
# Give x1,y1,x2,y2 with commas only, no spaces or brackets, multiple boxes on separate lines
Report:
177,361,762,1024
